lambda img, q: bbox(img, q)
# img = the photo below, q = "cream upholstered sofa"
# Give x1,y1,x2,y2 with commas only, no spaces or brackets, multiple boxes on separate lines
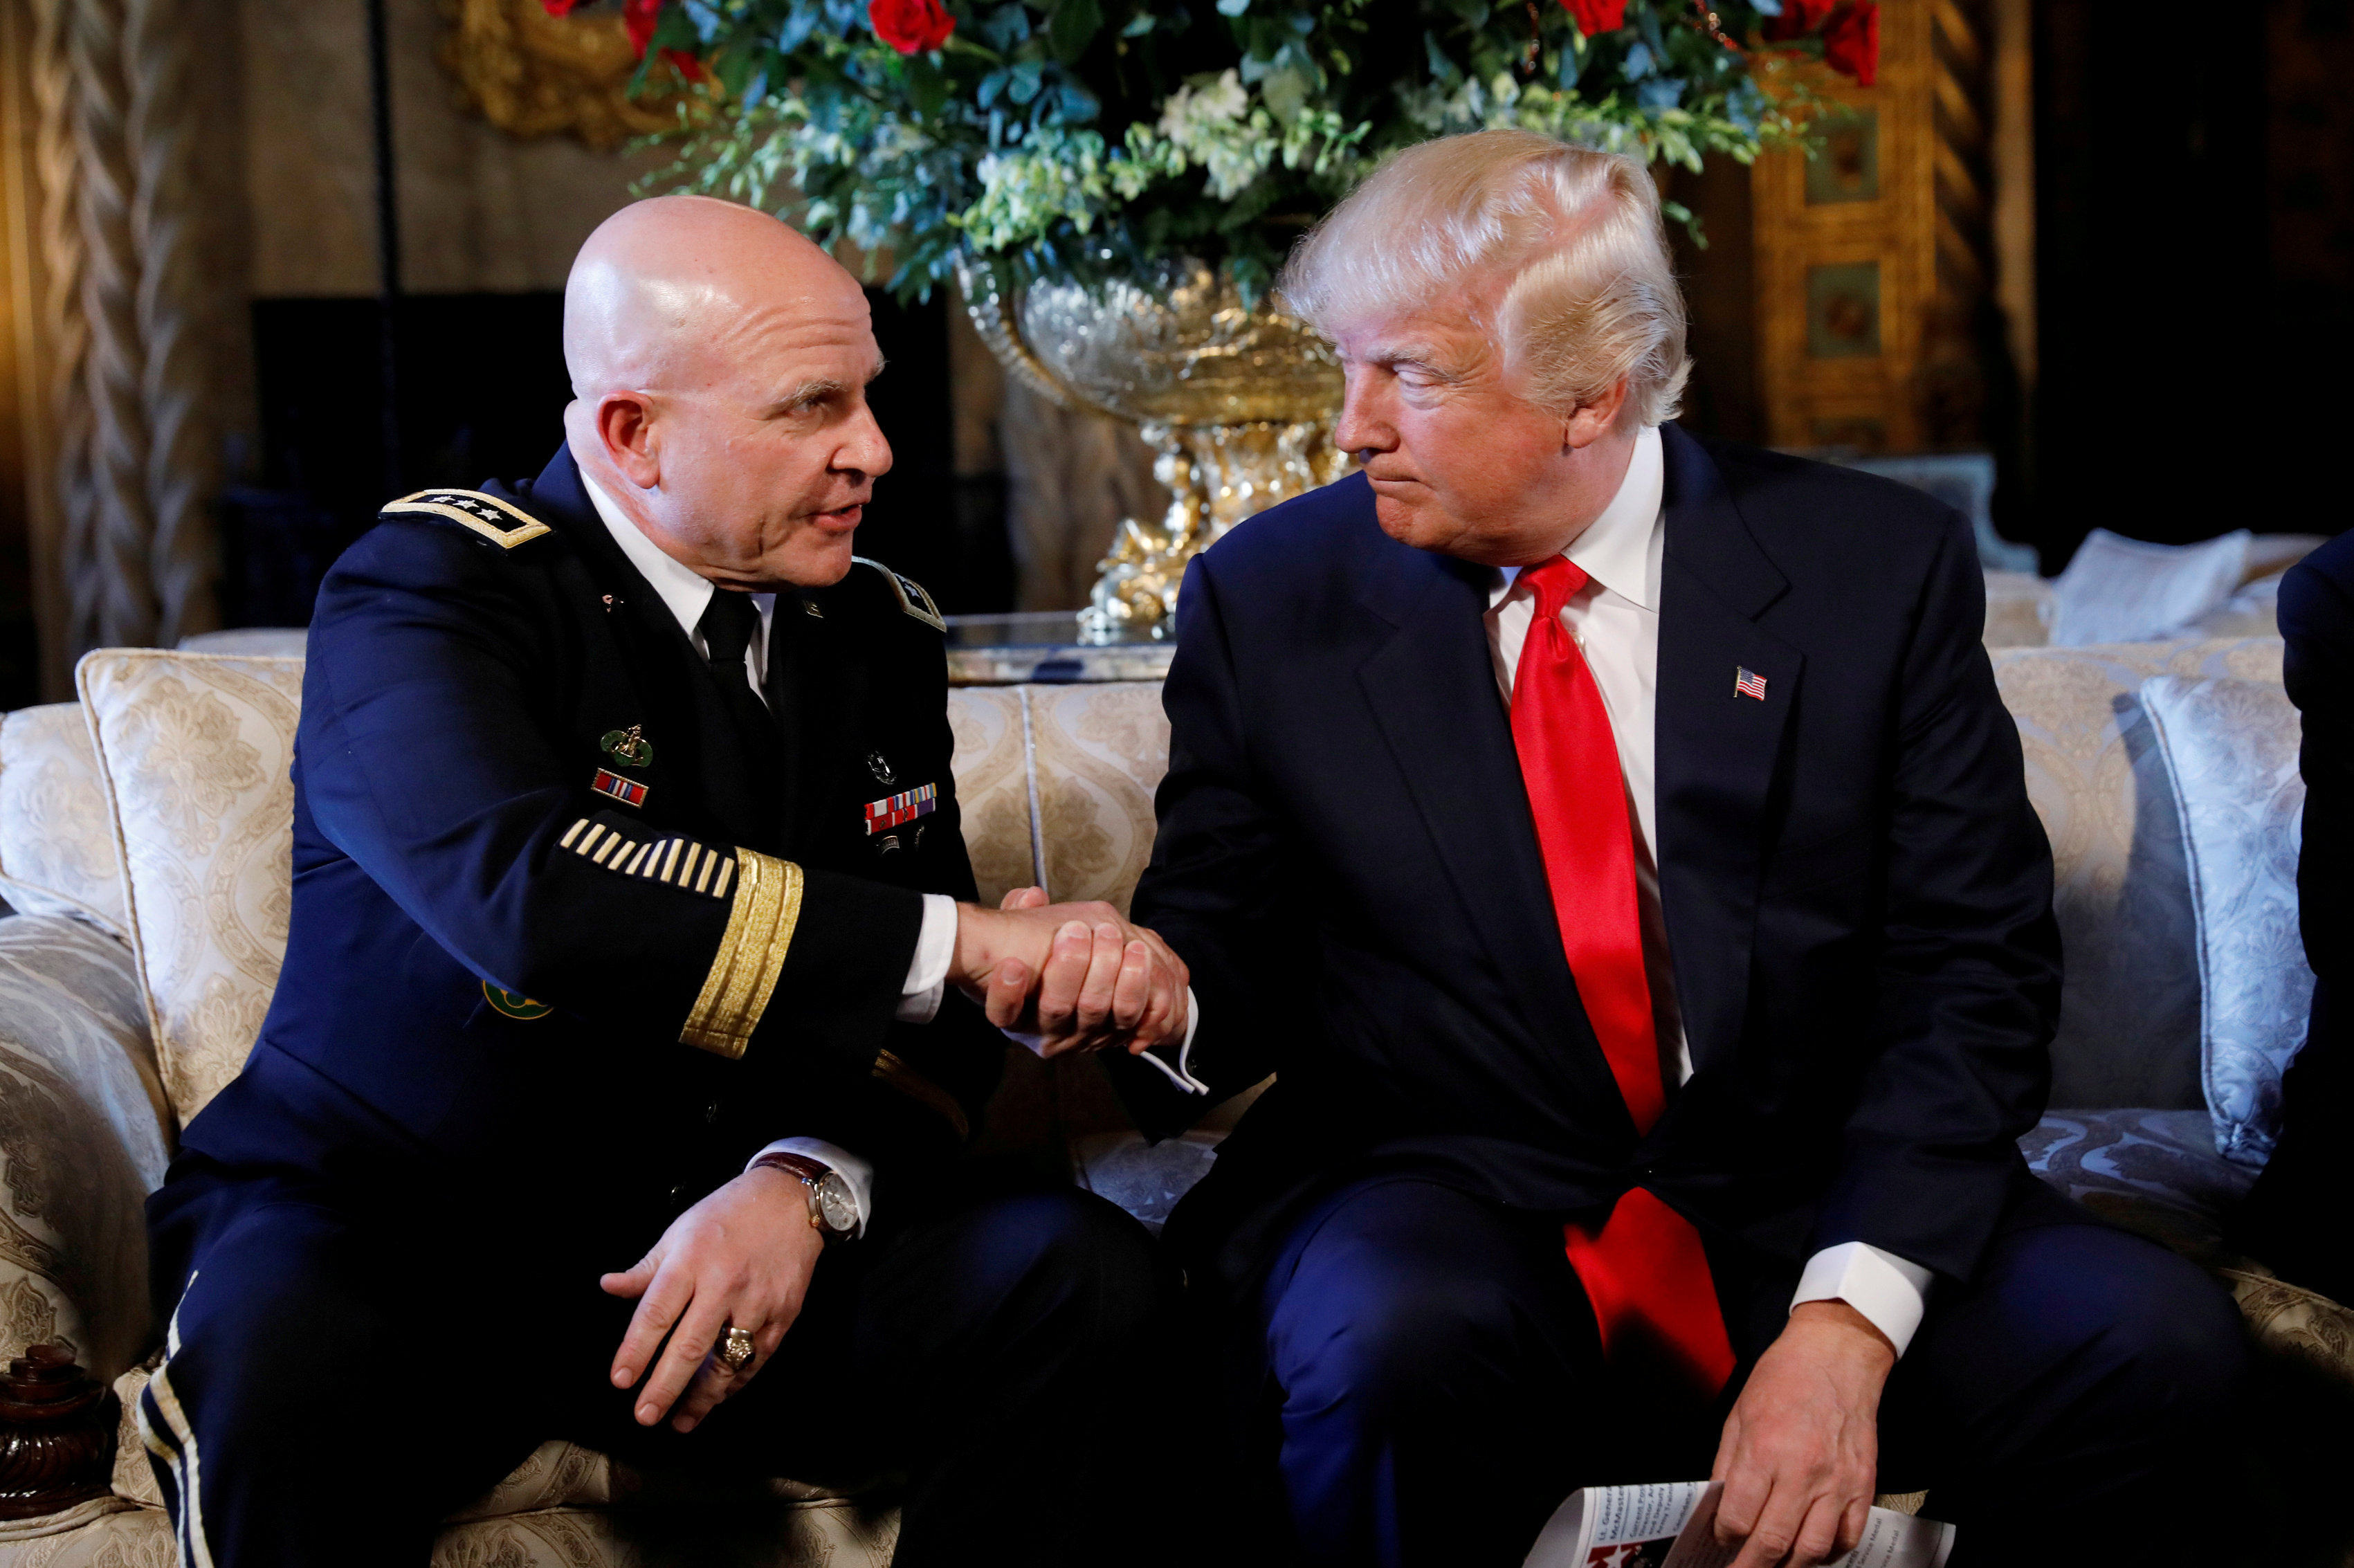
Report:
0,632,2346,1566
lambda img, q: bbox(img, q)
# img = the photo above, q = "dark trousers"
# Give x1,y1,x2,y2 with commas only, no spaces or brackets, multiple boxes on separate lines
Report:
140,1160,1172,1568
1230,1172,2251,1568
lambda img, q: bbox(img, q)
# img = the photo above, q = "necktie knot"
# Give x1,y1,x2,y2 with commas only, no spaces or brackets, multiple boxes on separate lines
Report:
698,590,760,673
1520,556,1589,626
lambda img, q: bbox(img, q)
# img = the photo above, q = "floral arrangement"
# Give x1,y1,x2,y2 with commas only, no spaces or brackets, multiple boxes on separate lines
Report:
560,0,1880,304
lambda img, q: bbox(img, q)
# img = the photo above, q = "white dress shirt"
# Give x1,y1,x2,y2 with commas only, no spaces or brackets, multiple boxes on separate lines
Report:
1486,425,1933,1356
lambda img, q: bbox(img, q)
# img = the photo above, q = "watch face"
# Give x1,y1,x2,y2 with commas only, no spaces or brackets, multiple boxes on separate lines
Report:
814,1173,859,1235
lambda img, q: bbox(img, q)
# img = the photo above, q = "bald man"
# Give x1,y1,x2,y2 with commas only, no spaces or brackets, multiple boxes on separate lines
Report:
138,197,1183,1568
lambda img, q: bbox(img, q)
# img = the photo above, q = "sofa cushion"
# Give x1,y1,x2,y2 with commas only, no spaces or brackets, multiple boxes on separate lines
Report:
75,652,303,1125
1989,637,2283,1109
0,704,129,936
0,915,168,1385
945,685,1037,906
2139,675,2311,1166
2020,1108,2259,1260
1025,682,1170,916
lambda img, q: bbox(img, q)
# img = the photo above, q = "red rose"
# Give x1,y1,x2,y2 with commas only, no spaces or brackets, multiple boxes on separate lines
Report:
1559,0,1627,35
869,0,955,54
1821,0,1879,84
623,0,660,55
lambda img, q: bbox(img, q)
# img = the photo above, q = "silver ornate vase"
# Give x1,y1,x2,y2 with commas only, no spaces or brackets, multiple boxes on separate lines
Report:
961,258,1351,644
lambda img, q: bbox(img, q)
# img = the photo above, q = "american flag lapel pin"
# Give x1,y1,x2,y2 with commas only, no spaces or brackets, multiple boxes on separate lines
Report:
1735,667,1768,702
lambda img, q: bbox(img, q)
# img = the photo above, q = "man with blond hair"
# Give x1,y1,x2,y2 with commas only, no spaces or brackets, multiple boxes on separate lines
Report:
1111,131,2247,1567
138,196,1188,1567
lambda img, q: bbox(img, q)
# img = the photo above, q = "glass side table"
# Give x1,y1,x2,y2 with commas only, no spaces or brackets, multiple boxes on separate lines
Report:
943,611,1175,686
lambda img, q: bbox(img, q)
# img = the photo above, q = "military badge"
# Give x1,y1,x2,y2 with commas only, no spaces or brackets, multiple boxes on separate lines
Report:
864,782,938,836
866,751,895,786
599,724,653,767
592,767,648,808
482,981,552,1020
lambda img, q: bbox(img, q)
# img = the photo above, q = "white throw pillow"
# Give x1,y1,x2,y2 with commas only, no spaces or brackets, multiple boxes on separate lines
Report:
0,704,129,935
2050,529,2251,647
2139,673,2310,1165
75,650,303,1124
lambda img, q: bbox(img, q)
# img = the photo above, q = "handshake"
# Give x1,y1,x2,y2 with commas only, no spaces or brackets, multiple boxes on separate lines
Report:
948,888,1189,1059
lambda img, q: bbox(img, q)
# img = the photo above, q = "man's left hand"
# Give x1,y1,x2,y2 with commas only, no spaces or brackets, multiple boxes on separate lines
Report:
1709,1300,1895,1568
600,1165,824,1433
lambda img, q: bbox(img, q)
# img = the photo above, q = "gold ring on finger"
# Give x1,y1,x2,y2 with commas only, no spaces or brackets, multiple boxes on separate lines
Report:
718,1324,756,1374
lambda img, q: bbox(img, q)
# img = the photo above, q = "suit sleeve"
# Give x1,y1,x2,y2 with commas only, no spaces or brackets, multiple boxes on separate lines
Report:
300,519,924,1073
1809,511,2062,1281
2281,552,2354,992
1108,556,1313,1139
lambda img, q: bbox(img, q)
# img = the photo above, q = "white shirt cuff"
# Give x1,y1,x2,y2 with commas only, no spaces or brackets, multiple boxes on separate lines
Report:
747,1137,873,1239
1000,988,1205,1095
1133,992,1208,1095
895,893,956,1023
1791,1241,1933,1356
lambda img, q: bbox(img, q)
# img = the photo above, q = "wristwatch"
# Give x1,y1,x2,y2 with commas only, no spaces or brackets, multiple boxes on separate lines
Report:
751,1151,860,1245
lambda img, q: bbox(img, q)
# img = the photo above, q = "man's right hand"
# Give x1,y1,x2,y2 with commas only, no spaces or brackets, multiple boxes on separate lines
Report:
951,891,1189,1057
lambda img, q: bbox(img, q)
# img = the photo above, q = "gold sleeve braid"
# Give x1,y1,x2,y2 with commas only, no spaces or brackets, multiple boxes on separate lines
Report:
680,850,805,1058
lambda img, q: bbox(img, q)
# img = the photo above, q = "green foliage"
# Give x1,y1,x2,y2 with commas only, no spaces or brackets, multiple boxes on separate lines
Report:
644,0,1814,304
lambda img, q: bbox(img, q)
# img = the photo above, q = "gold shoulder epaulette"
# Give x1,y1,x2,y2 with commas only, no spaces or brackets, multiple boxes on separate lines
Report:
852,556,946,632
383,489,552,550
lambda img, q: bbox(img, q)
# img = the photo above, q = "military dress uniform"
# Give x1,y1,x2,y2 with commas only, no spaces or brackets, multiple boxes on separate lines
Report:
138,445,1167,1568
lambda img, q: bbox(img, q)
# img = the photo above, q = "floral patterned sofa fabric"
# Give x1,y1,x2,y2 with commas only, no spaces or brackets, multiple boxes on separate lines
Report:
944,685,1037,907
0,915,167,1385
1989,637,2283,1110
0,705,128,935
74,652,302,1124
1024,682,1171,916
2139,675,2312,1166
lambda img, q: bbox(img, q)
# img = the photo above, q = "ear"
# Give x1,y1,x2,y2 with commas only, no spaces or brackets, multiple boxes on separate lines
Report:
593,391,663,490
1562,375,1632,450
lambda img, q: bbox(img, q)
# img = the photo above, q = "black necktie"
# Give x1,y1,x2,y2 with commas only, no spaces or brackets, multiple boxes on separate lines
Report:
698,591,786,768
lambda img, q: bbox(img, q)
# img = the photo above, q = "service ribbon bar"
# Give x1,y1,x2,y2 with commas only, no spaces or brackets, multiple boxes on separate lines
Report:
863,782,938,835
592,767,649,808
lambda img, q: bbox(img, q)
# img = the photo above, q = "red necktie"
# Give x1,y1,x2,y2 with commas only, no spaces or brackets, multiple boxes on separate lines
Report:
1508,557,1735,1397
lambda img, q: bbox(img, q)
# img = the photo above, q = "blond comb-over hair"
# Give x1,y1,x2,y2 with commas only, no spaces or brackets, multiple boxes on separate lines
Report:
1279,129,1689,427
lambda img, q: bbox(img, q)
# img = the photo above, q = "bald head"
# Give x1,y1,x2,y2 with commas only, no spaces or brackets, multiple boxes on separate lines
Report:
561,196,893,590
564,195,863,401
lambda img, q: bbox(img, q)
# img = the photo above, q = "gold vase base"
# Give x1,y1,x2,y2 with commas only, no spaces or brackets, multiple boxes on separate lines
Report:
1076,419,1353,646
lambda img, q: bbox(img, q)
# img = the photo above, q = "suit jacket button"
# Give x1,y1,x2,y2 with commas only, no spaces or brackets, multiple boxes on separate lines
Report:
704,1100,722,1124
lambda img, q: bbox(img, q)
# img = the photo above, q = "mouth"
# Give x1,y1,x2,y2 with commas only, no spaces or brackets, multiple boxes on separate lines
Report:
810,501,866,534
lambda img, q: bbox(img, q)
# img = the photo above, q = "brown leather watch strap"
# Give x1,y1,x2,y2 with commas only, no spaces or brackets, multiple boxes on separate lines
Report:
749,1151,854,1243
750,1151,832,1185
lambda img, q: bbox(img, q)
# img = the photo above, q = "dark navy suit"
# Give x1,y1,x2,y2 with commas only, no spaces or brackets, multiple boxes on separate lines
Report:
2232,528,2354,1301
1113,426,2250,1566
140,446,1168,1568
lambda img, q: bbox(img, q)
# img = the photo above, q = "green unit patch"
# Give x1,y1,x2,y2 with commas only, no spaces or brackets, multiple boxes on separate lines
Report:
599,724,654,767
483,981,553,1020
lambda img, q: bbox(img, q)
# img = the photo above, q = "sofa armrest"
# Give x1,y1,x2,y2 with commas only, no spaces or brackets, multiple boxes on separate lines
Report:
0,915,170,1384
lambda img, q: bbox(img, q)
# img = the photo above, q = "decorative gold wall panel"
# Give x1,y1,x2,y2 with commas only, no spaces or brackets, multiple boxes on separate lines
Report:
1752,0,1996,452
439,0,693,151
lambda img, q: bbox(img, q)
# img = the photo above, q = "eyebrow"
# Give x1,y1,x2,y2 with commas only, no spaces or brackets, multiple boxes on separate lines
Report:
767,358,887,413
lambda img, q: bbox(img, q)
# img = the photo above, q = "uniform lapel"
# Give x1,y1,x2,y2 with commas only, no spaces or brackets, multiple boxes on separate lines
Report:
1652,424,1800,1077
1352,535,1631,1121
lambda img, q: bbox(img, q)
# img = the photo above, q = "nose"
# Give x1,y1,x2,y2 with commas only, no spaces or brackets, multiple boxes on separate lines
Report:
1331,370,1393,461
839,401,893,480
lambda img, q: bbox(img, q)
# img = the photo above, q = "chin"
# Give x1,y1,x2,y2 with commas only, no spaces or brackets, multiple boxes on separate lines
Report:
785,534,859,588
1373,496,1451,554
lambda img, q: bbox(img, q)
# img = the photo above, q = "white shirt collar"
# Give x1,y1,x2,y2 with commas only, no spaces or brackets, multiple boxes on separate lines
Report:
578,465,733,639
1492,422,1666,610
